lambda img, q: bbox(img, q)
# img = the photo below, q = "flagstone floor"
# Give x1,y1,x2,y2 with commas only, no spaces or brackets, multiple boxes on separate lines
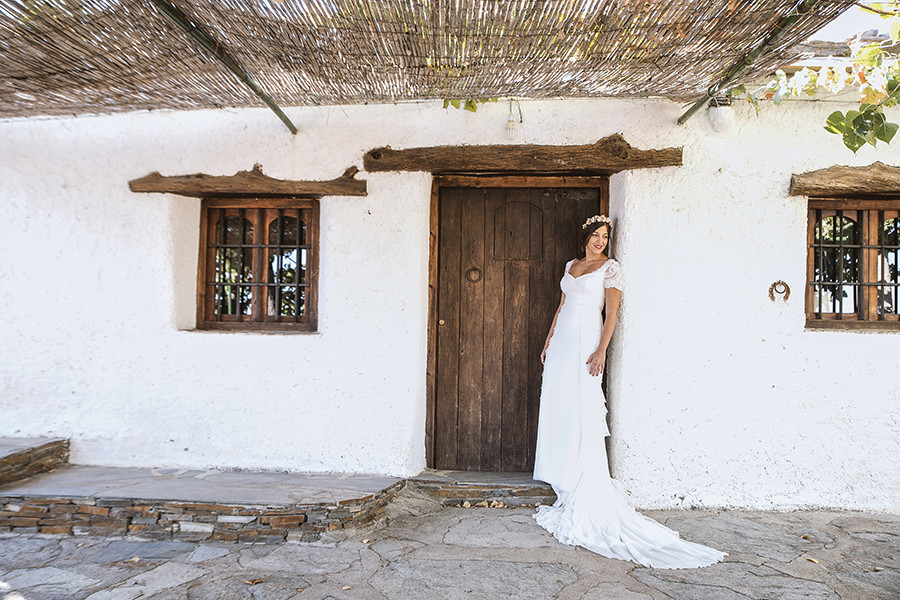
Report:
1,486,898,600
0,464,402,506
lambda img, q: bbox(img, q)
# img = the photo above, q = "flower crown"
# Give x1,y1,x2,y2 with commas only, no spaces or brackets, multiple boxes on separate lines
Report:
582,215,612,229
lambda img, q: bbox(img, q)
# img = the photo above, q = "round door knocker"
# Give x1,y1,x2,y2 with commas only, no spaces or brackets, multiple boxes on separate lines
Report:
466,267,483,283
768,280,791,302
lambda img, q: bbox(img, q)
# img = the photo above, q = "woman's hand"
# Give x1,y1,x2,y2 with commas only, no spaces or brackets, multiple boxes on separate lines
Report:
586,348,606,377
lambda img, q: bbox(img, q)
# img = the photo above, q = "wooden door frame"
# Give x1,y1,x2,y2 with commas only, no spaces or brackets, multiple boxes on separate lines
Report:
426,175,610,468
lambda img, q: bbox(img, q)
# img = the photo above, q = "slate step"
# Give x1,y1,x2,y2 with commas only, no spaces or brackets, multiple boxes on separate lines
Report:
408,470,557,507
0,437,69,486
0,465,404,543
0,458,555,543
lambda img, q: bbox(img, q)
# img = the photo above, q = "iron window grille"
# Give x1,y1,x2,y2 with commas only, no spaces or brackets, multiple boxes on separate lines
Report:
807,199,899,329
198,198,319,331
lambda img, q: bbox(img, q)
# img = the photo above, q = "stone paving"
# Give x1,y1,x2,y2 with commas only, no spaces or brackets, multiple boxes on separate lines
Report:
1,488,898,600
0,466,406,543
0,466,402,506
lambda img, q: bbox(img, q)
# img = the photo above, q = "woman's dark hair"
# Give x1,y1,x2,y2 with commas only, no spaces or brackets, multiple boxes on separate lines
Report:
578,220,612,257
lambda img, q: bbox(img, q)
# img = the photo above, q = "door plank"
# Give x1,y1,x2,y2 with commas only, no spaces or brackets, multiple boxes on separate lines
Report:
501,258,530,471
425,181,440,466
435,188,462,469
500,190,533,472
481,188,506,471
457,189,485,470
527,190,556,468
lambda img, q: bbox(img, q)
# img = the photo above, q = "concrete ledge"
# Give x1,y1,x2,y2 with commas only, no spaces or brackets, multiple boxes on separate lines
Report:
0,437,69,486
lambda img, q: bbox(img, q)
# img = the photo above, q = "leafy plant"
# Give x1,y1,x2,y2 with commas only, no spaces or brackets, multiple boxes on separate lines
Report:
443,98,498,112
729,3,900,152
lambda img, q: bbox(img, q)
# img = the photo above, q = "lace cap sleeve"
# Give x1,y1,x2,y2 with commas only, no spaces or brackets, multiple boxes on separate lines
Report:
604,259,624,291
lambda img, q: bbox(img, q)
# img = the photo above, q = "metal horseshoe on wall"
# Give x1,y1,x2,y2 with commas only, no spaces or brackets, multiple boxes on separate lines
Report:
466,267,483,283
769,280,791,302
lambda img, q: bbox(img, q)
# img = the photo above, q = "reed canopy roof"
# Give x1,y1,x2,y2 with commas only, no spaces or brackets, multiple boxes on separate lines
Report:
0,0,852,119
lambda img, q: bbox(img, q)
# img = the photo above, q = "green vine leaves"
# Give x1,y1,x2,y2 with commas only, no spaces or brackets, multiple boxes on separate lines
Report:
729,2,900,153
443,98,498,112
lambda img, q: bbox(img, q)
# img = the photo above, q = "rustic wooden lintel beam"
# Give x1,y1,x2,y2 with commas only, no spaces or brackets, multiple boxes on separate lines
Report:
129,165,367,197
790,161,900,197
363,134,682,175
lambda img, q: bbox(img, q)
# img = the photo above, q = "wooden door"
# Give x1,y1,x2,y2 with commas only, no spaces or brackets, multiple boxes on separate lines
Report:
434,184,606,471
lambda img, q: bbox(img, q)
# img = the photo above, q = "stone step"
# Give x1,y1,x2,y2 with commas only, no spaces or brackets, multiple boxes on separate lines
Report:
408,470,557,507
0,437,69,486
0,463,555,543
0,465,404,543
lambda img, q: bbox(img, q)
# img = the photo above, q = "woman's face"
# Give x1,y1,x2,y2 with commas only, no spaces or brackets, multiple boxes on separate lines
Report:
585,226,609,257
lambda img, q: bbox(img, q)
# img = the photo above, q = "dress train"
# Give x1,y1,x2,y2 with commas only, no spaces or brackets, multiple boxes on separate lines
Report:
533,436,726,569
533,258,726,569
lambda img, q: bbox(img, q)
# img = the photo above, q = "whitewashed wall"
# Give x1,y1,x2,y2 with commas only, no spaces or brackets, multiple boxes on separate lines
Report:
605,100,900,513
1,98,898,511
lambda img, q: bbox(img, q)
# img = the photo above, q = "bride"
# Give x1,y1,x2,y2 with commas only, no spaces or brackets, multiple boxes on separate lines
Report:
533,214,726,569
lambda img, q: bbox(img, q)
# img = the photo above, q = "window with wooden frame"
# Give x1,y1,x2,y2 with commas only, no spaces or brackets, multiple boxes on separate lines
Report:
807,198,899,329
198,198,319,331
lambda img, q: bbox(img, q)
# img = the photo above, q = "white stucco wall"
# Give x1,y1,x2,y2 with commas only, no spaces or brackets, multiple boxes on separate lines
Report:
605,100,900,513
1,97,898,510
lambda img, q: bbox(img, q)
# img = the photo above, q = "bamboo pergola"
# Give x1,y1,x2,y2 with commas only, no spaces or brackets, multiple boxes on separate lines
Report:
0,0,853,121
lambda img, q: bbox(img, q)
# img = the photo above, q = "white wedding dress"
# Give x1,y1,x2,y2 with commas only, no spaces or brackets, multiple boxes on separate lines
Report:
533,258,726,569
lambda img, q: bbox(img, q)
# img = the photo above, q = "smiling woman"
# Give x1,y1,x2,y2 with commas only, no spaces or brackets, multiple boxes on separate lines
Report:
533,215,726,569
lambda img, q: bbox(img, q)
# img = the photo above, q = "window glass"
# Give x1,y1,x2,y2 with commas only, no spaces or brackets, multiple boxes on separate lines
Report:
267,216,307,318
813,215,859,315
878,217,899,315
215,215,254,317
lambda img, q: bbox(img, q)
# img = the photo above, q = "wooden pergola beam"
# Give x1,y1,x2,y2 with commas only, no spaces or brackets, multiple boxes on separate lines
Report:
677,0,823,125
148,0,299,135
129,165,367,197
363,134,682,175
790,162,900,197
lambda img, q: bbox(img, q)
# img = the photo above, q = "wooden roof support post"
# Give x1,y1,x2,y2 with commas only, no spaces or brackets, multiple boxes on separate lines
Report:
148,0,299,135
677,0,823,125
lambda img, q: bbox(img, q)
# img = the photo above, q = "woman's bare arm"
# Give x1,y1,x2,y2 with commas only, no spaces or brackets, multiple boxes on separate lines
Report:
586,287,621,376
